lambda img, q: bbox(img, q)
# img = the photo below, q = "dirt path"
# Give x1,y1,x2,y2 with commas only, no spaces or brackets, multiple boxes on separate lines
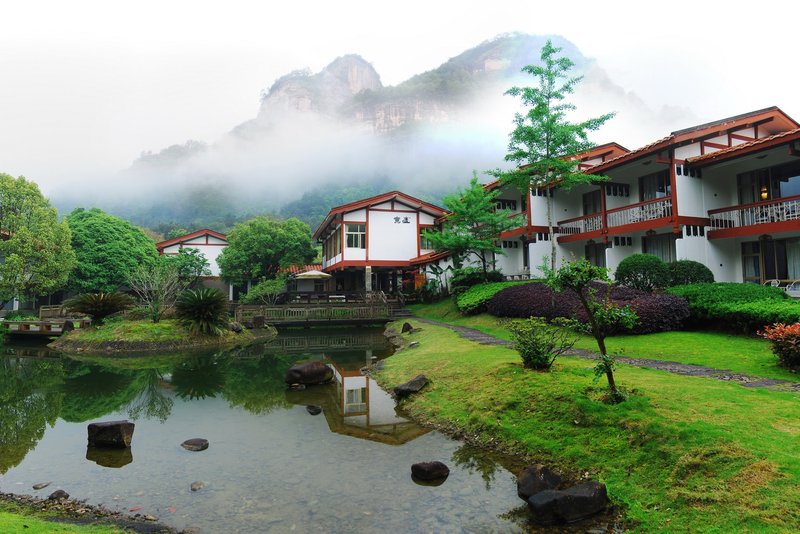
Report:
411,318,800,392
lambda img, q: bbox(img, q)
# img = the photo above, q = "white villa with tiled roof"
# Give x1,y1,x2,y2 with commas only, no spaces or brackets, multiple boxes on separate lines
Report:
313,192,446,292
419,106,800,288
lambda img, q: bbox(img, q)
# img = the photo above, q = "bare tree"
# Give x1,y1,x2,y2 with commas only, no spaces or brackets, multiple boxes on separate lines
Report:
128,260,186,323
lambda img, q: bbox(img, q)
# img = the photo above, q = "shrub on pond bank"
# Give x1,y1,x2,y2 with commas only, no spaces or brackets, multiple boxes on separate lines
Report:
176,288,229,336
64,292,135,325
505,317,577,370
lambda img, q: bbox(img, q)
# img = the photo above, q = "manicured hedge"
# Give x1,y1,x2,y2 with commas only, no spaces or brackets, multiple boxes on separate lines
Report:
487,282,689,334
456,281,533,315
666,283,799,332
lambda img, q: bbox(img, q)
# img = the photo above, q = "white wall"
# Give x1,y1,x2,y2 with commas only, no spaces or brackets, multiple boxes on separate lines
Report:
344,209,366,222
675,164,706,217
706,239,741,282
676,232,708,264
367,210,419,261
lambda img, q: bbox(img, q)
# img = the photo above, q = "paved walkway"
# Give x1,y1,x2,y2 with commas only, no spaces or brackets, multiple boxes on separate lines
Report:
412,317,800,392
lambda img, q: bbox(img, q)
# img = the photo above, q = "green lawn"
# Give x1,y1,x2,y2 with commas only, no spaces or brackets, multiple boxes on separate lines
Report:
0,504,129,533
377,319,800,533
409,300,798,382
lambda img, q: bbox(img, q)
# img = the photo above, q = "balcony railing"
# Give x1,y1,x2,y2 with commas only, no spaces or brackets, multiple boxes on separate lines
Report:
607,198,672,228
709,195,800,229
557,213,602,235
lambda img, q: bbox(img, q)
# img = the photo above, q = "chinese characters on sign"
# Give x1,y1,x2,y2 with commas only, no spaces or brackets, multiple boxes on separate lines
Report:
393,216,411,224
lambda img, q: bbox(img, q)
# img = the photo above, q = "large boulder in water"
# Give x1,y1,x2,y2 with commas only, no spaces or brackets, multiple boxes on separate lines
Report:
527,481,608,525
411,461,450,482
285,361,333,385
393,374,428,398
517,464,562,501
87,420,134,448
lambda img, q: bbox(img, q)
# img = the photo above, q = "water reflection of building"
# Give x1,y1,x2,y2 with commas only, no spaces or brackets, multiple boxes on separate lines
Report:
323,352,430,445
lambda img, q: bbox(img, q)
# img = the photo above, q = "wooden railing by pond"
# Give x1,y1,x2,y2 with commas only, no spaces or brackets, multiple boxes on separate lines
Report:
235,303,392,327
3,319,92,336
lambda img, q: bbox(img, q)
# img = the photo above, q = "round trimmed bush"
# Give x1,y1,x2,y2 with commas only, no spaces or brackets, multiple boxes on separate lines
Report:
667,260,714,286
615,254,669,292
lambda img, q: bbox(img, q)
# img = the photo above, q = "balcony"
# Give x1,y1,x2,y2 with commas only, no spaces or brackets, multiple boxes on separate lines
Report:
558,214,602,235
709,195,800,233
556,197,673,240
606,198,672,228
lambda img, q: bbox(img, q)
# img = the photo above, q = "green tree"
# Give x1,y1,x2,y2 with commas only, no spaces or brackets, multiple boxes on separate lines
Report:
0,174,76,307
217,216,316,286
422,175,524,276
66,208,158,293
163,248,211,287
496,40,614,272
543,259,636,403
241,275,287,305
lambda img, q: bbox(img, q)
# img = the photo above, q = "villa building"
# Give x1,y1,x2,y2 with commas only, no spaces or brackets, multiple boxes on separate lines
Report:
313,192,446,292
416,106,800,286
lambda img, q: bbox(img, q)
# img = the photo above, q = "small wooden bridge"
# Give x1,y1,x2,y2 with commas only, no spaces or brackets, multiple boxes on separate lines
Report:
234,291,398,328
235,303,392,328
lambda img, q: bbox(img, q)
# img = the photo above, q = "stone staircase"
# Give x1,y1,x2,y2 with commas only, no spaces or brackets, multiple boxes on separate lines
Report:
388,301,414,319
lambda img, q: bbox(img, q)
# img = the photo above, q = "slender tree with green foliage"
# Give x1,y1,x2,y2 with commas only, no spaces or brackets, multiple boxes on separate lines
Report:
0,173,76,308
423,174,524,277
543,258,636,403
495,40,614,272
66,208,158,293
163,248,212,287
217,216,316,286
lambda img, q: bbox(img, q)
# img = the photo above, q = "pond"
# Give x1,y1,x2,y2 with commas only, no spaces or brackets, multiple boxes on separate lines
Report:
0,328,597,533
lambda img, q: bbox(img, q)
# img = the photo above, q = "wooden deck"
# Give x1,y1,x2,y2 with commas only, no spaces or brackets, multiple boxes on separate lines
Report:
3,319,92,337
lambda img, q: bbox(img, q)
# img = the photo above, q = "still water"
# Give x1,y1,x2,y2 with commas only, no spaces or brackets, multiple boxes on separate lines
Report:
0,328,540,533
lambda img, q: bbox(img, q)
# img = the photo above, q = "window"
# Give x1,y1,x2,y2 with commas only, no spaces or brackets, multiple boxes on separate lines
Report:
314,279,326,292
420,229,434,250
495,199,518,211
737,161,800,204
585,242,607,268
642,233,676,262
639,170,671,201
345,224,365,249
582,190,602,215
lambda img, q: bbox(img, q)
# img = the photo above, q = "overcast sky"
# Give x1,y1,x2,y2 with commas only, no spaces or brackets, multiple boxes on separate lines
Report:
2,0,799,197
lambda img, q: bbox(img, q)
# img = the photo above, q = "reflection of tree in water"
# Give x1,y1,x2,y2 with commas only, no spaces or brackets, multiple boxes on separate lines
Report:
451,443,500,491
60,361,139,422
171,352,227,400
222,353,295,414
126,369,173,423
0,358,64,474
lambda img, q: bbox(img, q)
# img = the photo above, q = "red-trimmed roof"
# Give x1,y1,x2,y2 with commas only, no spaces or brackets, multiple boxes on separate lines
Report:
155,229,227,251
586,106,799,174
280,264,323,275
686,127,800,167
313,191,446,240
409,250,450,265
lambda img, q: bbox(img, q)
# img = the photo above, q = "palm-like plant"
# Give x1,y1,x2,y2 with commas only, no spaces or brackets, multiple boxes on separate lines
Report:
64,292,135,325
175,288,229,336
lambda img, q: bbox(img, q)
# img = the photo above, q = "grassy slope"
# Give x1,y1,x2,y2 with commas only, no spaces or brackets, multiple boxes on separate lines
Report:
378,320,800,533
409,301,799,382
0,505,128,534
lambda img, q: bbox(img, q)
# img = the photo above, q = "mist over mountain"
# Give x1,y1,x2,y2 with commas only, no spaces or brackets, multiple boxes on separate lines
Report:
52,33,695,235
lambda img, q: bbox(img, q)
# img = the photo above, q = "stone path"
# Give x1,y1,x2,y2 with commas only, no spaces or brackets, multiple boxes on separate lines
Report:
412,318,800,392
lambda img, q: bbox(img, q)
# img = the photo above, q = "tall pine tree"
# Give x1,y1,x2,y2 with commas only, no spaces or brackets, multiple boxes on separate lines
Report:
496,40,614,272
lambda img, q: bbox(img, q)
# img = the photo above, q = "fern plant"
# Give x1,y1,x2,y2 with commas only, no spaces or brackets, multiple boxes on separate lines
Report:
175,288,229,336
64,292,135,325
